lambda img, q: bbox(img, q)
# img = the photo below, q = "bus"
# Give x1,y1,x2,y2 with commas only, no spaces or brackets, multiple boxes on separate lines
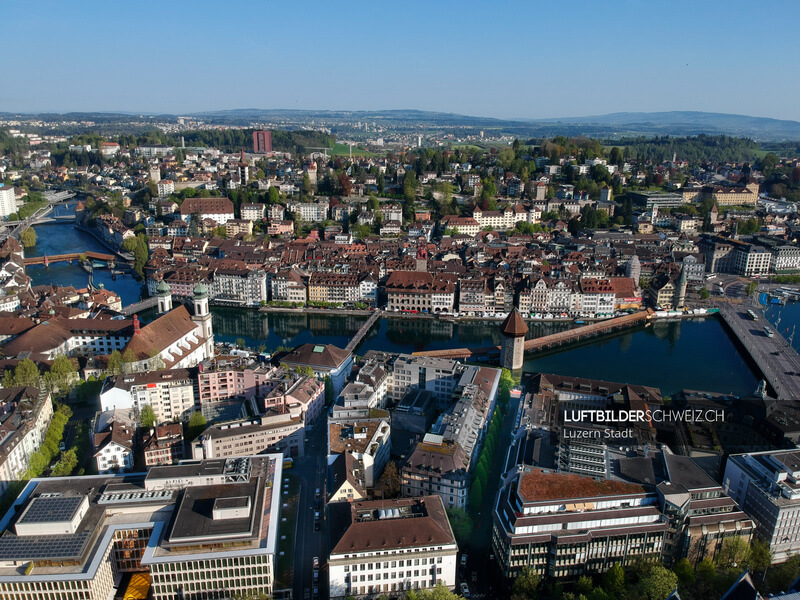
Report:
747,310,759,321
764,326,775,338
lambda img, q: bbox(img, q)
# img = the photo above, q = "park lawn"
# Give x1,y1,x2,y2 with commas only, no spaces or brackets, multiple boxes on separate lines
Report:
330,143,373,157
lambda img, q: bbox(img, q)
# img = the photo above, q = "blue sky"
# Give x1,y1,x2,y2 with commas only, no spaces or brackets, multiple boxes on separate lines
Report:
2,0,798,120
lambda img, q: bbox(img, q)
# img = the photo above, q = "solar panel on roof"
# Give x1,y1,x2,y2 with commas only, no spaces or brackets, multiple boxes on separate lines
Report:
18,496,83,524
0,531,90,560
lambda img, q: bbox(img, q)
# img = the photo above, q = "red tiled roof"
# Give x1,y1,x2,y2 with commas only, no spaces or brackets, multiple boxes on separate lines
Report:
501,308,528,337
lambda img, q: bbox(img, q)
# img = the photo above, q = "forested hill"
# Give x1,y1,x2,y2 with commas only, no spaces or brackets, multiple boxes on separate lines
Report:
165,129,335,154
611,135,762,163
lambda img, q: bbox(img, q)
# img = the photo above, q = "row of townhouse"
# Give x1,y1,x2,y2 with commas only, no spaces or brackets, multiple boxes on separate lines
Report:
386,271,634,318
0,387,53,497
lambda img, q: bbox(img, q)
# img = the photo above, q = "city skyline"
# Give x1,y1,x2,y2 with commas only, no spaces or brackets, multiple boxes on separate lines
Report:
3,0,799,121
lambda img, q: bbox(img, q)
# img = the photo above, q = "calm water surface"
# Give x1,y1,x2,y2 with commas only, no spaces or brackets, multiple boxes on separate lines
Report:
31,223,759,398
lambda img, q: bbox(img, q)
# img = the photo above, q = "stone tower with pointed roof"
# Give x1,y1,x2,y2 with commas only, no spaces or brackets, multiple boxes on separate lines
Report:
500,308,528,370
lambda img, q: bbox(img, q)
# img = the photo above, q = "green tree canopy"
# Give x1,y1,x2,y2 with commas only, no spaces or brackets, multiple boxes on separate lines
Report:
14,359,40,388
139,405,156,428
188,411,207,440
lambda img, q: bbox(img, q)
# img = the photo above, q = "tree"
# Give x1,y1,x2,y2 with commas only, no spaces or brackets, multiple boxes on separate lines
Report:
716,536,750,569
106,350,122,375
188,411,207,440
303,173,313,194
636,564,677,600
747,538,772,575
480,179,497,206
20,227,36,248
375,460,401,498
339,173,353,197
446,508,474,548
14,358,40,388
575,575,593,596
2,370,14,388
601,563,625,594
121,349,137,373
235,338,247,349
745,281,757,296
403,171,418,202
511,567,540,599
140,404,156,428
267,186,280,204
468,479,483,512
699,287,710,299
768,555,800,594
672,558,695,588
121,237,139,253
132,235,149,278
49,354,77,392
403,583,464,599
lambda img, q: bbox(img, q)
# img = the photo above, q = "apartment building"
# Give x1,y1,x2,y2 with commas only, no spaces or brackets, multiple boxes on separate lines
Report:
578,278,616,318
92,412,134,474
0,185,16,218
142,423,185,467
224,218,253,238
401,437,470,510
211,263,267,306
288,201,328,221
99,369,197,423
241,202,266,221
724,449,800,562
752,236,800,274
0,456,281,600
0,387,53,497
309,272,360,304
658,450,754,565
328,496,458,599
328,418,391,488
385,271,456,314
179,197,235,224
270,268,307,303
441,216,479,236
192,411,304,459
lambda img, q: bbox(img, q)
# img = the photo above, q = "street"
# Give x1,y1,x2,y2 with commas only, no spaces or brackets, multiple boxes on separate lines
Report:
292,418,330,600
461,387,525,600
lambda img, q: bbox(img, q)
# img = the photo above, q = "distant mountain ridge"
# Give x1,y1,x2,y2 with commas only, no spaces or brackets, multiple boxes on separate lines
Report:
524,111,800,141
1,109,799,141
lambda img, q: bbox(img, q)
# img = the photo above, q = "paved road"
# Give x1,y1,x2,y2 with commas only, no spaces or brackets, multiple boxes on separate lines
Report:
712,276,800,400
461,387,525,600
718,300,800,400
292,417,330,600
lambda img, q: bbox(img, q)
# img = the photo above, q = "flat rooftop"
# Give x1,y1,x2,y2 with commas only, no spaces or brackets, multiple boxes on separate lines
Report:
519,468,646,503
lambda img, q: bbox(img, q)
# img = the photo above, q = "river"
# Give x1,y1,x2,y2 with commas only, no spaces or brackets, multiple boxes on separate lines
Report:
31,221,761,398
28,207,144,305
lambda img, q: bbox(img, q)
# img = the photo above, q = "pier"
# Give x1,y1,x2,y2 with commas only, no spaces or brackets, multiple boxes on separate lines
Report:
412,309,653,360
345,309,382,352
716,302,800,400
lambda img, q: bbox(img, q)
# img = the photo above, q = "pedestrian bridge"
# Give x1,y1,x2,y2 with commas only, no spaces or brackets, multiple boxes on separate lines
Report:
412,309,653,359
23,251,116,266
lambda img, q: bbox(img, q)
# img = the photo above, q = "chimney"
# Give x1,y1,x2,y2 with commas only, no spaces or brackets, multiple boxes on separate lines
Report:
133,314,140,334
